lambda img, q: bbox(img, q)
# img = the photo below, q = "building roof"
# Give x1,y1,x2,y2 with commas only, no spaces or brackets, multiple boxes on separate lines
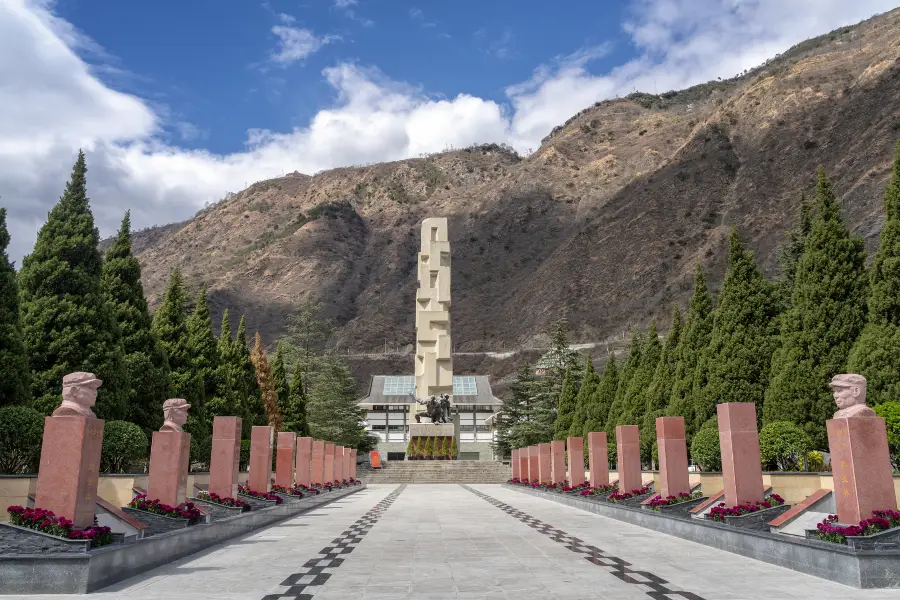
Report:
359,375,500,406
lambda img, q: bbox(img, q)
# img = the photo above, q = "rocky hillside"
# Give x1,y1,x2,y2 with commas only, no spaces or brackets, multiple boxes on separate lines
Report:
130,9,900,366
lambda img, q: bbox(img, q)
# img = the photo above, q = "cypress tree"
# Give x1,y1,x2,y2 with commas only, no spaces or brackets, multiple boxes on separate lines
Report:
152,269,204,434
641,307,682,458
605,330,643,438
553,366,579,440
272,345,291,428
235,316,265,436
847,142,900,405
101,212,171,432
583,353,617,437
695,229,779,432
0,208,29,407
209,310,240,418
568,355,599,438
765,169,868,448
20,151,128,418
284,366,310,436
250,332,282,431
620,322,662,430
186,287,218,410
775,193,813,312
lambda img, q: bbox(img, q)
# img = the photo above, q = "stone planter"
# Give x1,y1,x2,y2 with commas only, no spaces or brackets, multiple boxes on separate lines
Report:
806,524,900,551
237,493,278,510
188,497,246,520
711,504,791,532
609,492,654,507
272,492,305,503
121,507,190,537
643,496,708,519
0,522,92,555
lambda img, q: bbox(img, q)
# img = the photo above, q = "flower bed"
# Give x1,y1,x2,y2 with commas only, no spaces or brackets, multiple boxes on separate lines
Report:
578,484,617,497
7,506,113,548
238,485,284,504
647,491,703,511
813,511,900,545
608,486,653,504
271,485,305,498
195,491,251,511
127,495,205,525
707,494,785,522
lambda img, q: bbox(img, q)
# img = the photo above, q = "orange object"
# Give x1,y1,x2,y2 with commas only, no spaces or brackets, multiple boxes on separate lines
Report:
369,451,382,468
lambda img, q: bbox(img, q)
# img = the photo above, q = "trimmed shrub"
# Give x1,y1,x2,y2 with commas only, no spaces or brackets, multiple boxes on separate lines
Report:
874,402,900,470
0,405,44,474
101,421,148,474
759,421,812,471
690,426,721,472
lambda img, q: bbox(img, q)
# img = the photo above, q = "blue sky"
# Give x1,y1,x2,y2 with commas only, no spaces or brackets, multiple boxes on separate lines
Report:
1,0,897,262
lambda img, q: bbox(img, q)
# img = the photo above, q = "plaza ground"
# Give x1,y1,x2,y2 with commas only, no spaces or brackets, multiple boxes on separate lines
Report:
3,484,900,600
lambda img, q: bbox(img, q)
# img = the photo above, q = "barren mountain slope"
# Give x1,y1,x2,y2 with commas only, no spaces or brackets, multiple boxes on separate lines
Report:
130,9,900,359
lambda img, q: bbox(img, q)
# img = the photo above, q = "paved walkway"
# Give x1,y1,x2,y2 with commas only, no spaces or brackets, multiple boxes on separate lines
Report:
4,484,900,599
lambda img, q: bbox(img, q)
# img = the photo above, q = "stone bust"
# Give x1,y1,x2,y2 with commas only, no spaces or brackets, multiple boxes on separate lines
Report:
52,372,102,418
830,373,876,419
160,398,191,433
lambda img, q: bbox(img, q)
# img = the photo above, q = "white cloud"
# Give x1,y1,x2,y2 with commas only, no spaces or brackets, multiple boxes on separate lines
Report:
0,0,897,263
334,0,357,7
269,26,337,66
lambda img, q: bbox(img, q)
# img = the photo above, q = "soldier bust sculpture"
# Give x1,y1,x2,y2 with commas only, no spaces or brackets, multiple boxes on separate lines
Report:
52,372,103,418
830,373,876,419
160,398,191,433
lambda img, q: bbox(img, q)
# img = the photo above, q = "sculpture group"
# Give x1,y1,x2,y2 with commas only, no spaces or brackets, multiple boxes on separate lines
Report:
411,392,451,424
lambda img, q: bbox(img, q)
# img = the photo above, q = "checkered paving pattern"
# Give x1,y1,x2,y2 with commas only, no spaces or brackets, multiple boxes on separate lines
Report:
462,485,706,600
261,485,406,600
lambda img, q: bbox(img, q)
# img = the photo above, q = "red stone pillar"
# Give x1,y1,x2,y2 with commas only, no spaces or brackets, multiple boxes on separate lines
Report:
34,416,104,529
615,425,641,493
351,449,357,480
147,430,191,507
335,445,344,482
656,416,690,498
587,432,609,488
344,447,352,482
567,437,585,486
538,443,552,484
511,449,519,479
717,403,764,507
311,440,325,486
324,443,335,483
275,432,297,489
249,426,274,492
519,450,529,482
827,417,898,523
528,446,539,482
550,440,566,484
295,437,312,487
209,416,242,499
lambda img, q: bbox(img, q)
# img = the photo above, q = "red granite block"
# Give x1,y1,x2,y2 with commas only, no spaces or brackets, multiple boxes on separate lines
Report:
828,417,898,523
148,430,191,506
209,416,242,499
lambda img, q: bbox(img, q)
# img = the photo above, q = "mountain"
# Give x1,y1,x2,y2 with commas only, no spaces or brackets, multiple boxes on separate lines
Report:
128,10,900,368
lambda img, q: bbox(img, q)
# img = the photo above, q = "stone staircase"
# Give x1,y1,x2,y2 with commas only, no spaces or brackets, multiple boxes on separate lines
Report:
358,460,510,484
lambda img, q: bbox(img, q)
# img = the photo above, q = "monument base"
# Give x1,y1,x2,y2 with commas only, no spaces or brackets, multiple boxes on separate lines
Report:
147,431,191,507
409,423,455,438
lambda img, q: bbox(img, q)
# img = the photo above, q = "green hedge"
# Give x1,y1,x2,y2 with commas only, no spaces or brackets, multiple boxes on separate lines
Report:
0,405,44,474
101,421,148,473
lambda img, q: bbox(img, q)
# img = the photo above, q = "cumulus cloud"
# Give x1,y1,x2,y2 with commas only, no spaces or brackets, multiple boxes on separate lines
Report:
0,0,896,263
269,25,338,66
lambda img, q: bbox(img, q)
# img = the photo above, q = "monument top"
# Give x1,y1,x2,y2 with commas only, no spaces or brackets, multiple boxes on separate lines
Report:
414,217,453,403
829,373,876,419
53,372,103,418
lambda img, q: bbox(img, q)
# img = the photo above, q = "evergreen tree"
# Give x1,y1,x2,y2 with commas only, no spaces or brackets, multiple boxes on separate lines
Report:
583,353,617,438
20,151,128,418
186,287,218,434
152,269,204,433
620,322,662,431
209,310,241,418
666,266,714,437
306,357,365,447
234,316,265,436
284,365,310,436
553,366,579,440
641,307,682,459
568,355,599,438
605,330,643,438
848,142,900,406
250,333,282,431
765,168,868,448
520,319,577,444
272,345,291,428
504,363,537,451
0,207,29,407
775,193,813,312
101,212,171,432
695,230,779,432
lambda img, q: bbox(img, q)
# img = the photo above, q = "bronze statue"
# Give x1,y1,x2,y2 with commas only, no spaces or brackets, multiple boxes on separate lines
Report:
410,393,442,423
160,398,191,433
439,394,451,424
830,373,876,419
52,372,102,418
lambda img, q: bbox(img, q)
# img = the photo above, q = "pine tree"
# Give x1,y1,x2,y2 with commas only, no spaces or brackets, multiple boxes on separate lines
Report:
583,353,617,437
503,363,536,452
775,193,813,312
848,142,900,406
250,333,282,431
234,316,264,437
19,151,128,418
272,345,291,428
152,269,204,433
695,229,779,432
666,265,714,437
641,307,682,458
520,319,577,444
284,365,310,436
568,355,599,438
306,357,364,447
605,330,643,438
186,287,218,434
620,322,662,431
765,168,868,448
101,212,172,432
553,366,579,440
0,207,29,407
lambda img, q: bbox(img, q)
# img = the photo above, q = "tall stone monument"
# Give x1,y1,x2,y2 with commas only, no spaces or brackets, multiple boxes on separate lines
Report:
275,432,297,489
717,403,764,507
148,399,192,506
209,416,242,499
412,217,454,423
